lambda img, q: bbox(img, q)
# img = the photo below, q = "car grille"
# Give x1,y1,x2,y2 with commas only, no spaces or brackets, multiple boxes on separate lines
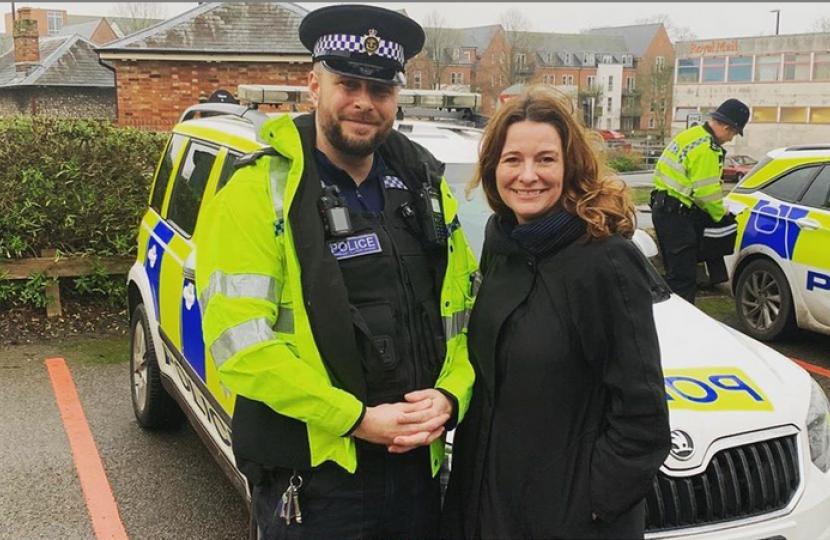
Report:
645,435,800,532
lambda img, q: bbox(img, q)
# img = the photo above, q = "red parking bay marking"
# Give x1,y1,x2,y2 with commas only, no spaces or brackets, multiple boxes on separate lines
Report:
45,358,128,540
793,358,830,379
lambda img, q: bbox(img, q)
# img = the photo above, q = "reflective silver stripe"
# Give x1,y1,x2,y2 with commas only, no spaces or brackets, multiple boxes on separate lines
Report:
444,310,470,341
200,271,281,314
695,192,724,204
692,176,721,189
211,318,275,369
269,155,290,218
273,307,295,334
658,155,685,176
655,171,692,196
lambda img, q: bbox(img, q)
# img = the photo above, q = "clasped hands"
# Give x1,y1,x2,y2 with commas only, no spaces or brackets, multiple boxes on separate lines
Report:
353,388,452,454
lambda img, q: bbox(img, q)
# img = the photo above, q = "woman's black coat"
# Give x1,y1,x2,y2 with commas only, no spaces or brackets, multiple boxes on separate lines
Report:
441,217,671,540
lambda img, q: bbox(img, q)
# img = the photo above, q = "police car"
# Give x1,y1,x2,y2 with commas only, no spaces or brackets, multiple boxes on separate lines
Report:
127,87,830,539
724,145,830,341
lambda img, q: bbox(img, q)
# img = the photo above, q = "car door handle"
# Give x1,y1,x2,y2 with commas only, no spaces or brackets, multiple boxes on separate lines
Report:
795,217,820,231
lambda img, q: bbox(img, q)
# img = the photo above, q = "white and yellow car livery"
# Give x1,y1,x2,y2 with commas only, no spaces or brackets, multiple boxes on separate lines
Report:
725,145,830,341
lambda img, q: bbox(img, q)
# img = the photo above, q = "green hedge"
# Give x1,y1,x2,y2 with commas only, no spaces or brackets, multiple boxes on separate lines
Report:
0,116,167,308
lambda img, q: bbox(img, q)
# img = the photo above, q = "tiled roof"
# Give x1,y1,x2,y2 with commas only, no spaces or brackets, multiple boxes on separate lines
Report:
99,2,309,54
458,25,501,56
59,20,101,41
524,32,629,67
588,24,663,57
0,35,114,88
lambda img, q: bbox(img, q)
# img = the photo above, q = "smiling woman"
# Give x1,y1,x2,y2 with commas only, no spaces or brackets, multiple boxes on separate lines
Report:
442,85,671,540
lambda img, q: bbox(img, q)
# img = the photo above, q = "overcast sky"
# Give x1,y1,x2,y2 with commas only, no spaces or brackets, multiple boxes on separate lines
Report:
3,2,830,40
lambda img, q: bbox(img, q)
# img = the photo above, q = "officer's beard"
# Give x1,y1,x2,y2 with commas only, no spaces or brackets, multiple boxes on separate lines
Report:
318,105,392,158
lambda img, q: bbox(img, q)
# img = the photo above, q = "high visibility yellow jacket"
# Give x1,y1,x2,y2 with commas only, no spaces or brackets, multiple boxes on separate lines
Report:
653,124,727,222
195,114,478,478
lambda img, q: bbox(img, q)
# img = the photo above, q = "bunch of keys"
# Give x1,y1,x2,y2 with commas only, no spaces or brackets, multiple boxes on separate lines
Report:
278,472,303,526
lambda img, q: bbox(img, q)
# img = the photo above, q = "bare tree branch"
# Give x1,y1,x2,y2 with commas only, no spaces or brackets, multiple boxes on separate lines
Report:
112,3,168,36
810,16,830,32
500,8,539,86
636,14,697,42
420,10,464,89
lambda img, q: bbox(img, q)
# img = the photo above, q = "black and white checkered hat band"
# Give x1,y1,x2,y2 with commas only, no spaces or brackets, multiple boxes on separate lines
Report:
314,33,405,65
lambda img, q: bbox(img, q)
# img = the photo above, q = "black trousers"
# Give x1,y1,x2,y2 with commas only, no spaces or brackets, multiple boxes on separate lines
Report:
252,444,441,540
652,206,699,304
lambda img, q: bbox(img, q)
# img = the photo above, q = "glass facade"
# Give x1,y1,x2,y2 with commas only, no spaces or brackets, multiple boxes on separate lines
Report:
727,56,753,82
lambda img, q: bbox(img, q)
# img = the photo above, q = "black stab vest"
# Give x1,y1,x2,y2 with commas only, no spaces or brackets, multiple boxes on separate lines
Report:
326,175,446,406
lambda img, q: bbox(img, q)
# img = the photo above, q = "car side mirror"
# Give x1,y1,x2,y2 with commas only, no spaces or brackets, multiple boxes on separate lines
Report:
632,229,658,259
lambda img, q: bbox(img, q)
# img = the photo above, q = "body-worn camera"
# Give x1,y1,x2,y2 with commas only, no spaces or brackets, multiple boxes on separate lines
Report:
318,185,353,237
414,164,448,247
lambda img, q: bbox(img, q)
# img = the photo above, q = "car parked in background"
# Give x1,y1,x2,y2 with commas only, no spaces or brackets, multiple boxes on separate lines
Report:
725,145,830,341
722,155,758,182
595,128,626,141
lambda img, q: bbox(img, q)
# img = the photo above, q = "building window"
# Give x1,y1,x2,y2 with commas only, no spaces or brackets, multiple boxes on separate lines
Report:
452,48,460,61
499,74,505,86
648,117,655,129
702,57,726,82
752,107,778,123
413,71,422,89
780,107,808,123
546,52,556,64
655,56,665,70
564,52,571,64
607,76,614,91
464,50,471,63
585,53,595,65
755,55,781,82
516,53,526,66
674,107,698,121
626,77,635,91
602,54,613,64
814,53,830,80
677,58,700,83
490,76,496,86
451,72,464,85
587,76,596,87
811,107,830,123
783,54,810,80
47,11,63,36
727,56,753,82
561,75,574,85
543,74,554,85
607,97,613,111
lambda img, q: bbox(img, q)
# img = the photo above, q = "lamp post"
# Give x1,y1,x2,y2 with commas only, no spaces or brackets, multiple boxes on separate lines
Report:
770,9,781,36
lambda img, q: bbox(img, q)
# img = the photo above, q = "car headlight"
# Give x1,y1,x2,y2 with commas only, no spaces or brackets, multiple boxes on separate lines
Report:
807,378,830,473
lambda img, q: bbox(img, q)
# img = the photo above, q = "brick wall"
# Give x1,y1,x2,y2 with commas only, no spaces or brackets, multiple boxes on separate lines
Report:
112,60,311,131
0,87,116,118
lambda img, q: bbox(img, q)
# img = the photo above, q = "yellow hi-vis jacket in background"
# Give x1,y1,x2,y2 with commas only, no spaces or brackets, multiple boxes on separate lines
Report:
195,114,478,479
653,124,727,222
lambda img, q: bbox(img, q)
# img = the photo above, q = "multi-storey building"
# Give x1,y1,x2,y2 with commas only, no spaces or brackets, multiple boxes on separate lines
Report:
408,23,674,133
673,33,830,158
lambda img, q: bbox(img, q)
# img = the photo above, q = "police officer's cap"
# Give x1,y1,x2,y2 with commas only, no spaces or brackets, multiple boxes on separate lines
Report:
710,98,750,136
299,4,425,86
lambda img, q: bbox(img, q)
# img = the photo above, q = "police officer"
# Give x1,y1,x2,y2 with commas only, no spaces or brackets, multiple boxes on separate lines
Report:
650,98,749,303
195,5,478,540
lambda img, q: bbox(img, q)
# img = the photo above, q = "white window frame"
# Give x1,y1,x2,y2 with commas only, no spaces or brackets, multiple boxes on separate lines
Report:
607,75,614,91
627,76,635,91
47,11,63,36
655,56,665,70
451,72,464,85
587,75,596,88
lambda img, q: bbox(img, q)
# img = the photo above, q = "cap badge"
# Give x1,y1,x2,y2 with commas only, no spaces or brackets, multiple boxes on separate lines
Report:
364,29,380,56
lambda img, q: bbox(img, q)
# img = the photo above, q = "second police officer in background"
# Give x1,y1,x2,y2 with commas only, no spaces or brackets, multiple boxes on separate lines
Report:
650,98,750,303
195,5,478,540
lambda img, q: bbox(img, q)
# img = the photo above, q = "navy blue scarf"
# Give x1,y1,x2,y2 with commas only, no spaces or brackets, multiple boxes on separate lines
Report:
509,210,587,257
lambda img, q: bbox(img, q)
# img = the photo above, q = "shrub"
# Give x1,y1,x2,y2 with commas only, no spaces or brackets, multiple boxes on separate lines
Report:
0,117,167,308
606,148,645,172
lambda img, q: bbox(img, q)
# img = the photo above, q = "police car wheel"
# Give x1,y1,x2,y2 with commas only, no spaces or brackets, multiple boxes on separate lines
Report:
130,303,184,429
735,259,795,341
